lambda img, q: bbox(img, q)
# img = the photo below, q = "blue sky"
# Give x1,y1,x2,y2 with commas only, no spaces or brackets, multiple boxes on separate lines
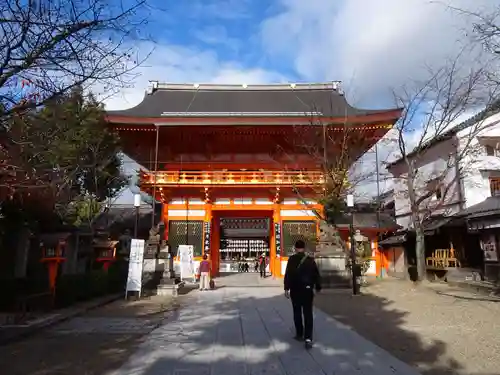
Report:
104,0,500,112
107,0,500,204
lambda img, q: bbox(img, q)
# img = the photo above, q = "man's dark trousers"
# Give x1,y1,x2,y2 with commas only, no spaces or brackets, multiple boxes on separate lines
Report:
290,287,314,340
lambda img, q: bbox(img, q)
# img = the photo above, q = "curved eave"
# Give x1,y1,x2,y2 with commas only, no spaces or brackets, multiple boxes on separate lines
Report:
105,108,402,127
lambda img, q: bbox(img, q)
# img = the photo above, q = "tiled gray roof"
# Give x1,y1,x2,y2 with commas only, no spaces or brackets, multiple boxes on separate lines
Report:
387,98,500,168
334,212,399,229
106,83,397,119
379,232,407,246
454,196,500,220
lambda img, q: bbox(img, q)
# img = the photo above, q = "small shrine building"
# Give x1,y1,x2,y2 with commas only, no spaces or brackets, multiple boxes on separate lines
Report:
106,82,402,278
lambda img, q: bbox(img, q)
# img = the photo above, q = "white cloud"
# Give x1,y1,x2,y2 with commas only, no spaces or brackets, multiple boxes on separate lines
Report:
105,0,500,203
261,0,500,107
100,43,286,111
260,0,500,199
101,42,286,204
192,25,241,51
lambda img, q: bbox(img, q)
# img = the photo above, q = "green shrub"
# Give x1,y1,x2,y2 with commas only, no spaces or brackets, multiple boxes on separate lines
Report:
0,277,49,311
54,269,121,308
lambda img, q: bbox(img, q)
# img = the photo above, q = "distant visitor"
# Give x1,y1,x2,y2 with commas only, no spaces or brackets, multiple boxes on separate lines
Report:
198,255,211,291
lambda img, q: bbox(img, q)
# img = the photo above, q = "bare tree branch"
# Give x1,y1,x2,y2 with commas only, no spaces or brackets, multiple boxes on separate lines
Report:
389,52,500,282
0,0,152,120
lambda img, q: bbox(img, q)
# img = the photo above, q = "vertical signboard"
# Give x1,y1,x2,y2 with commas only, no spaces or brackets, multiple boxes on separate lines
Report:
275,222,281,256
125,239,145,297
481,234,499,262
178,244,195,281
203,221,211,254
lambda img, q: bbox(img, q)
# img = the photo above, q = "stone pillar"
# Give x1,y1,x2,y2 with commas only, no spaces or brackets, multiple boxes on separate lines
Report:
161,203,175,279
315,222,349,287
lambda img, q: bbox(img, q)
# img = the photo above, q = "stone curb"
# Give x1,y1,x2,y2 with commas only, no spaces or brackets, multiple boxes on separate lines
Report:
446,280,499,296
0,293,122,346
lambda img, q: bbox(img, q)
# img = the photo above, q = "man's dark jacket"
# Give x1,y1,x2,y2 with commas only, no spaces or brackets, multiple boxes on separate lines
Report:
284,252,322,292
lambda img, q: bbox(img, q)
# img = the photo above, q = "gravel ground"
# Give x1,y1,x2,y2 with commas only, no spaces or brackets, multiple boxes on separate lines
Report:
0,295,181,375
315,279,500,375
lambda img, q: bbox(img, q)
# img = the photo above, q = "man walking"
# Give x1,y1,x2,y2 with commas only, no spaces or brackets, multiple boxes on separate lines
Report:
284,240,321,349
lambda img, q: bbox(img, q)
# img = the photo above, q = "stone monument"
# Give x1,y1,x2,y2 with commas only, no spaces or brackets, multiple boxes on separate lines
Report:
144,224,161,259
315,222,350,287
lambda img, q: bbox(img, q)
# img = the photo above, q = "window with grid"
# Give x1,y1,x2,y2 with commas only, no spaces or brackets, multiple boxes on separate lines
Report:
282,221,317,256
490,178,500,197
168,221,203,257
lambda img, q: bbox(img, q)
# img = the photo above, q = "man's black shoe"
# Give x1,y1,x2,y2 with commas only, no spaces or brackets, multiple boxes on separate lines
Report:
293,335,303,342
304,339,313,349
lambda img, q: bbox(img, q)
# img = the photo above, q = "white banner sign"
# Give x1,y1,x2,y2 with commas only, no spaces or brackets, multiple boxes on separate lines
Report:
481,235,499,262
126,239,145,295
178,244,195,281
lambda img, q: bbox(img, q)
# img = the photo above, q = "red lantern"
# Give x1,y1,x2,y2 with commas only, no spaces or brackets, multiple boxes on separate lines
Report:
40,236,67,295
94,240,118,271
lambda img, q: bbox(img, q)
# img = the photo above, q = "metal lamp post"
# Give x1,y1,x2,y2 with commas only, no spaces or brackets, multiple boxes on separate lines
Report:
133,194,141,238
347,194,359,295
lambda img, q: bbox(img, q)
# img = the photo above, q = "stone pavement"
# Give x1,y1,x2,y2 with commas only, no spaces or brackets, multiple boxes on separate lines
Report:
0,295,180,375
216,272,283,287
106,286,421,375
0,293,121,345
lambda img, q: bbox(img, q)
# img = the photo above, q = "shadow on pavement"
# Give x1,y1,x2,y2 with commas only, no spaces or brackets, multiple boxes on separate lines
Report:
107,288,418,375
314,286,497,375
129,285,495,375
0,296,185,375
1,282,497,375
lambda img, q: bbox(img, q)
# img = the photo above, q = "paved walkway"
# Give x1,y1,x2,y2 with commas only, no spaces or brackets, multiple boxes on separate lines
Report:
106,287,421,375
216,272,283,287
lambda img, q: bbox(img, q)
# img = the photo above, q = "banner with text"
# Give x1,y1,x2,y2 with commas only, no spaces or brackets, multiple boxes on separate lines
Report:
126,239,145,295
178,244,195,280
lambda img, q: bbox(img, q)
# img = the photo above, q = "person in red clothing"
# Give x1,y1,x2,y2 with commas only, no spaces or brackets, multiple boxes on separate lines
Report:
198,254,211,291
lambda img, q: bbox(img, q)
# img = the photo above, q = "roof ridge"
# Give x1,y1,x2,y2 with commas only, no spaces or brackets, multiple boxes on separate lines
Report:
150,82,342,92
387,97,500,168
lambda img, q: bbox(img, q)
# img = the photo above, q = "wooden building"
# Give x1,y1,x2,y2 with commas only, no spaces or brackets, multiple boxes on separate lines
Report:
105,82,402,278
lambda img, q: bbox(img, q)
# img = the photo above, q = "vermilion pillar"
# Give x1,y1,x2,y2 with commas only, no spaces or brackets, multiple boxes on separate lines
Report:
211,216,220,278
162,204,169,241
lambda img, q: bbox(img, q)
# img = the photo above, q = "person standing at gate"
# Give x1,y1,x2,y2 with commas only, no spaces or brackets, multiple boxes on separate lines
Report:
259,252,267,278
284,240,321,349
198,254,211,291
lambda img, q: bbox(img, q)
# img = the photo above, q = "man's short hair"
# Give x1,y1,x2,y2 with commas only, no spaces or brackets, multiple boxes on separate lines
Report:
295,240,306,249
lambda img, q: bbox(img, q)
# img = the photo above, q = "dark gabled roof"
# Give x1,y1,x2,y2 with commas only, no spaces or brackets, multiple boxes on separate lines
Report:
387,98,500,169
454,196,500,220
379,232,407,246
92,204,162,236
106,82,398,119
422,215,455,234
334,212,399,230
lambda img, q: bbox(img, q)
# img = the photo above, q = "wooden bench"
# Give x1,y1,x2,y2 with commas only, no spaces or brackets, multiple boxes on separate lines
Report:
426,248,460,268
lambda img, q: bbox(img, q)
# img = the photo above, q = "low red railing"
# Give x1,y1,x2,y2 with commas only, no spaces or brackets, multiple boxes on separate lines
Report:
140,170,325,186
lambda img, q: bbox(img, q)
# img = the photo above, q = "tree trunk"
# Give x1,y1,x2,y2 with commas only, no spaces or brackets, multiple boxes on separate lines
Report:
415,227,426,282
